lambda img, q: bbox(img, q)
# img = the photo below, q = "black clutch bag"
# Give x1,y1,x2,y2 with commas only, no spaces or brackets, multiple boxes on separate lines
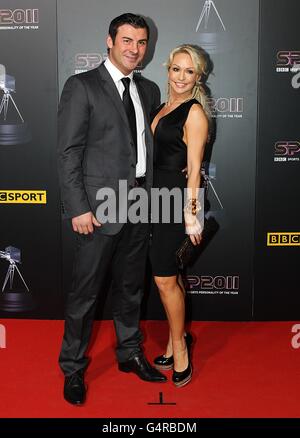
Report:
176,216,219,270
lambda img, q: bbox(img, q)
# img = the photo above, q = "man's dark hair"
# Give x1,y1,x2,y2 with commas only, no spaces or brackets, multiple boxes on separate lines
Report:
108,13,149,43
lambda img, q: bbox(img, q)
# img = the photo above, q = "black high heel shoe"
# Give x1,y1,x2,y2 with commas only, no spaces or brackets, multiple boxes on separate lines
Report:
153,332,193,371
185,332,193,353
172,360,192,387
172,333,193,387
153,354,174,370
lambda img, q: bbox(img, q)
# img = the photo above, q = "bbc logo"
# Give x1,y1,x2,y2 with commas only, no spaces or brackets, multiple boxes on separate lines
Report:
0,190,46,204
267,232,300,246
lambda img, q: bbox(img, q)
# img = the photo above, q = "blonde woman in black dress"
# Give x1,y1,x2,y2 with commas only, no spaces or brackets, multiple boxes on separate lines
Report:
150,44,210,387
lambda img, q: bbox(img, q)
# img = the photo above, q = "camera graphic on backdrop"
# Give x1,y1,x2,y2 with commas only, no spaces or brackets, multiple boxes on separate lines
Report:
201,161,225,226
195,0,228,54
0,64,31,145
0,246,35,312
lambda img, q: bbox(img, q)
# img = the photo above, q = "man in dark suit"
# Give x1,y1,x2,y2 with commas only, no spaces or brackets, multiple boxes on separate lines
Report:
58,13,166,405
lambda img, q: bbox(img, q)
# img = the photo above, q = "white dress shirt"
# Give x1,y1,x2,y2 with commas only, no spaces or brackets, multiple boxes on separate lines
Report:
104,57,146,177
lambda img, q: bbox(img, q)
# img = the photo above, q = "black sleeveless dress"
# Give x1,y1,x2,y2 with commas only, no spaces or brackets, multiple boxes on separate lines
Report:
149,99,201,276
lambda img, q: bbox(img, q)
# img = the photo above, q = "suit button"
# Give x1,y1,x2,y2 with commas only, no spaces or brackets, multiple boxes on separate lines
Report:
131,164,135,168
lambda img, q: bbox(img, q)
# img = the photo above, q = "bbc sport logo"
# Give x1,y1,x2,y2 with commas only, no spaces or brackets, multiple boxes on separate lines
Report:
267,232,300,247
0,190,47,204
276,51,300,73
74,52,143,75
275,50,300,89
274,141,300,163
75,53,107,74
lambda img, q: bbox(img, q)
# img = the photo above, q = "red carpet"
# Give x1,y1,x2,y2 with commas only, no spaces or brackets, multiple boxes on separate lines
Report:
1,320,300,418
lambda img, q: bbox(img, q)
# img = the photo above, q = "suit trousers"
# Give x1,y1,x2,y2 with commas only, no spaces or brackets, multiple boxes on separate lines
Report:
59,219,150,376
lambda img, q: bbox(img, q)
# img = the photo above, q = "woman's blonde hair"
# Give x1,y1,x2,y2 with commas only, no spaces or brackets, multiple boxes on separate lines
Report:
166,44,211,121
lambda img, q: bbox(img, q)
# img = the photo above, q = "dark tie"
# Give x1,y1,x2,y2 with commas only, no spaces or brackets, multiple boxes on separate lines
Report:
121,77,137,162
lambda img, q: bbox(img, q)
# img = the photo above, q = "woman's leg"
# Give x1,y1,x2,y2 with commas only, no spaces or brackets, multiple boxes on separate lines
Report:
163,274,187,356
154,275,188,372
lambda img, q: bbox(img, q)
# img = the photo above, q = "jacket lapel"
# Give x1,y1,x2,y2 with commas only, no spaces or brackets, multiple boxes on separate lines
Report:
96,63,130,128
134,74,150,124
134,74,152,150
96,65,153,167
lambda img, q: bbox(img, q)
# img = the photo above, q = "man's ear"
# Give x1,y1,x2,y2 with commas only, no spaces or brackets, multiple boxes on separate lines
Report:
106,35,113,49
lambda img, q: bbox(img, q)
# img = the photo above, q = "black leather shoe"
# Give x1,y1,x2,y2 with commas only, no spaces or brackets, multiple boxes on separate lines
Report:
64,370,86,405
119,354,167,382
153,332,193,371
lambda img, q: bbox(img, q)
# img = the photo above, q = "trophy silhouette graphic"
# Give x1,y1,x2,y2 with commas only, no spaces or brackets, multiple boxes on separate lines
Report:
0,64,31,145
201,162,227,227
201,162,224,210
195,1,227,54
0,246,35,312
196,0,226,32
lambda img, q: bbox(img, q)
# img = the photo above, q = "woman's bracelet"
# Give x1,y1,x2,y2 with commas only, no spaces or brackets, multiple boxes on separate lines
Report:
184,198,202,216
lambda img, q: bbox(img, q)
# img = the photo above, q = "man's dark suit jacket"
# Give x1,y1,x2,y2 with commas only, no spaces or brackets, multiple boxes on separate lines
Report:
58,63,160,235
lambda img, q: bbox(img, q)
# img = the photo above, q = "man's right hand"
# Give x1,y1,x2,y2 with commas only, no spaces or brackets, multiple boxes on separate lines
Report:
71,211,101,234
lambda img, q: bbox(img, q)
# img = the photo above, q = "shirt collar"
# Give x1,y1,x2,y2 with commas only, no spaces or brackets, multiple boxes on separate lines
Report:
104,57,134,84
